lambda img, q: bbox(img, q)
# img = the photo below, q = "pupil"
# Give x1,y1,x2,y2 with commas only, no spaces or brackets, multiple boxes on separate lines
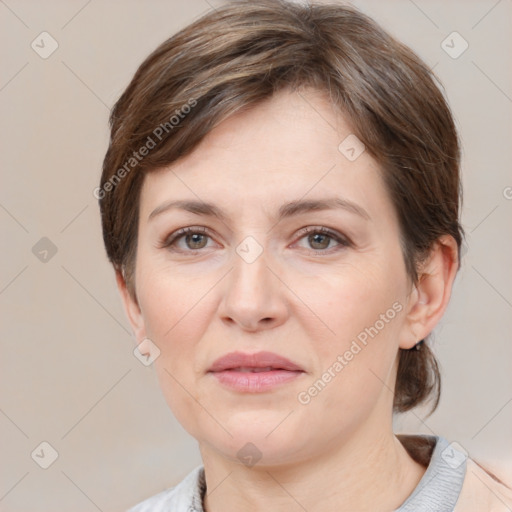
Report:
310,233,329,249
187,234,206,249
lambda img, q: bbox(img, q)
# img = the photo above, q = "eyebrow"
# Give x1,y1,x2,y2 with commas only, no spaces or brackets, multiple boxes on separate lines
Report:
148,197,371,222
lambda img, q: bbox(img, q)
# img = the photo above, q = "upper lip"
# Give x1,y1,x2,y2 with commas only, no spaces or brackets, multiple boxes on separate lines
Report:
208,351,304,372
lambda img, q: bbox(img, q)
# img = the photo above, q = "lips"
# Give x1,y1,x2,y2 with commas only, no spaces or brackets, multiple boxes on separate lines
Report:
229,367,276,373
208,351,304,373
208,351,305,393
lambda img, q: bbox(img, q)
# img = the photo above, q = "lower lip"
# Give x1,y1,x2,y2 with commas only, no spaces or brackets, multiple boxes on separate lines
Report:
210,369,304,392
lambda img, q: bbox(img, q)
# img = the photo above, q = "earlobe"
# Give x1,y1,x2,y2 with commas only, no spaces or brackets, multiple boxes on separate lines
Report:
115,270,146,341
399,235,459,349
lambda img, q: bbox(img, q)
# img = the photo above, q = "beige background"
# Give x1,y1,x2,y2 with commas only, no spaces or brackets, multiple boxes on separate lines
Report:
1,0,511,510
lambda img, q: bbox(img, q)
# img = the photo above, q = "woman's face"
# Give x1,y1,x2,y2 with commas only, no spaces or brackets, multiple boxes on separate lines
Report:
125,88,421,466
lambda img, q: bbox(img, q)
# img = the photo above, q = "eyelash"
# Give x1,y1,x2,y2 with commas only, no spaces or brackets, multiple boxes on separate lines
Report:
295,226,351,253
159,226,351,255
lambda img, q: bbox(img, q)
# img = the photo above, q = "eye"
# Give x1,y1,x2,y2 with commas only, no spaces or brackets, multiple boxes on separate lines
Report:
294,226,350,253
160,225,350,255
161,226,216,252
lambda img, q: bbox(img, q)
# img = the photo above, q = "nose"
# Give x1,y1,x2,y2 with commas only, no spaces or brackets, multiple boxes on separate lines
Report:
218,249,288,332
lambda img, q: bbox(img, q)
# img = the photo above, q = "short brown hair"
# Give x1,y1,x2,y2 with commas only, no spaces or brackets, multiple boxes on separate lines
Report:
99,0,463,413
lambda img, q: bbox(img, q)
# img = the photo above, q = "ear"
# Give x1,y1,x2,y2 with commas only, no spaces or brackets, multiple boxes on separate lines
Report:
115,270,147,342
399,235,459,349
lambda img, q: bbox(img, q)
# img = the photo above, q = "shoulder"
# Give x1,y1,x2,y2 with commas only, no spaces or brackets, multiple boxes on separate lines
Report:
396,434,512,512
126,465,205,512
455,459,512,512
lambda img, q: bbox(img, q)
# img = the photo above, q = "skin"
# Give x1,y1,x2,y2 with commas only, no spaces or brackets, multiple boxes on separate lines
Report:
117,88,458,511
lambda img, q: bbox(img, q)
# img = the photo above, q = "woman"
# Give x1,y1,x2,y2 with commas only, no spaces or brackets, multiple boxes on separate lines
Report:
98,1,512,510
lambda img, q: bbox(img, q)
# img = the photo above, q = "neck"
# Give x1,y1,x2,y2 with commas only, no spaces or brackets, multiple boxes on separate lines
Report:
200,421,427,512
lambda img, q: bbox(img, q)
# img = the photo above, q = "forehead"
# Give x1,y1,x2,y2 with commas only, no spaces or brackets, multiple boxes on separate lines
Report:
139,88,394,223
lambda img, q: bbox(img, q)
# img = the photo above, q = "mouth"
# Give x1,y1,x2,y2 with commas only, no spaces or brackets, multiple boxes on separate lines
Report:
225,366,287,373
208,352,305,393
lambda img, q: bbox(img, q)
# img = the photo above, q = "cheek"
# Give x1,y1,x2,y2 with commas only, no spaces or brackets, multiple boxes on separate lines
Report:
137,248,212,328
293,259,406,346
291,261,406,406
136,266,219,434
138,265,216,374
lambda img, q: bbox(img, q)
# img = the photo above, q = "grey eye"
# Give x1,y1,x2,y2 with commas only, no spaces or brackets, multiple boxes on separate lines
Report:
307,232,332,250
184,233,209,250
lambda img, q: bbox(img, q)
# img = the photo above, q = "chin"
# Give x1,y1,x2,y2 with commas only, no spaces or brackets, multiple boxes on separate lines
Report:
204,432,308,469
200,415,311,462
